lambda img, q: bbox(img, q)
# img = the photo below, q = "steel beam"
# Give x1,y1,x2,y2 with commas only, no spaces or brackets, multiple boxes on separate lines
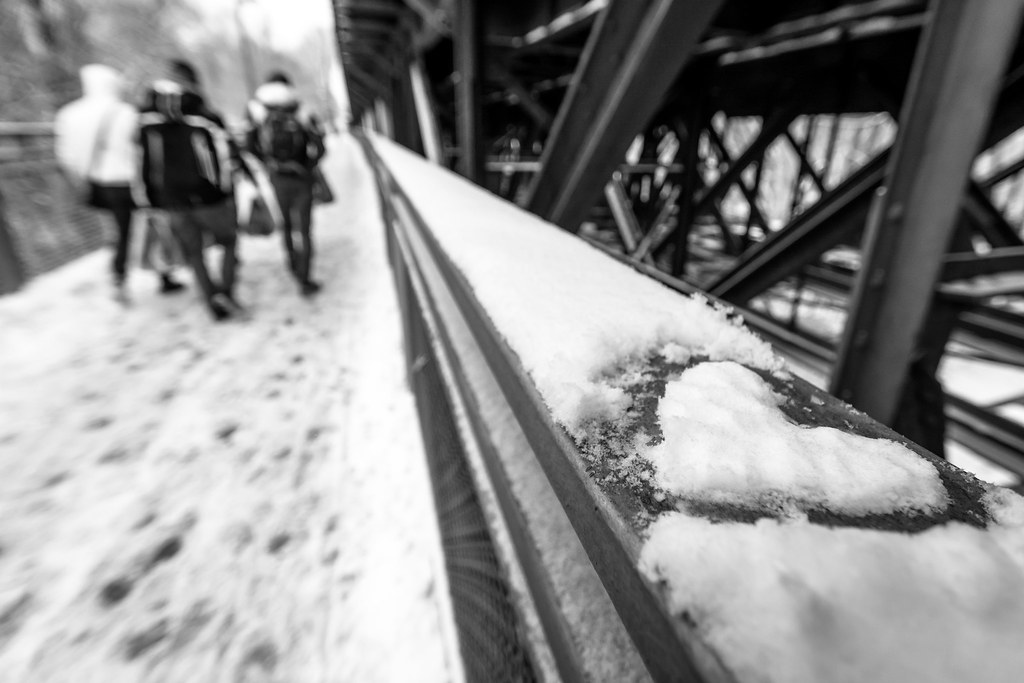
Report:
708,151,888,303
783,129,826,194
401,0,450,36
523,0,725,231
513,0,606,54
983,59,1024,149
410,58,444,163
963,182,1024,248
830,0,1024,425
341,40,404,64
391,49,423,153
704,122,770,233
668,108,703,274
491,62,555,132
942,246,1024,280
604,176,642,253
345,61,391,100
342,0,405,17
979,154,1024,188
454,0,484,182
691,106,796,219
632,184,680,263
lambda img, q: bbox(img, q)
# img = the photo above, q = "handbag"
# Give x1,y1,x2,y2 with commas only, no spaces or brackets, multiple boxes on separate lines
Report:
234,172,277,236
311,165,334,205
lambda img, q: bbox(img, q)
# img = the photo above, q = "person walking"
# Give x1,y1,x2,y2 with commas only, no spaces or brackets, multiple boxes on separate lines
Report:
54,63,184,301
246,71,326,296
138,60,249,321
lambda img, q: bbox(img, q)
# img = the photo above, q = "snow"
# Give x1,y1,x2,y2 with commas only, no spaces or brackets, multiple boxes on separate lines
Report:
396,197,650,681
947,441,1021,489
639,511,1024,683
647,362,946,515
939,355,1024,407
368,134,1024,683
371,135,782,439
996,402,1024,424
0,135,455,682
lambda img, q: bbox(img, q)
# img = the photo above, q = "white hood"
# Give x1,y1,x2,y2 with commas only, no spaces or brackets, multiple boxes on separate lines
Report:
248,82,304,125
80,64,124,99
254,82,298,108
54,64,137,184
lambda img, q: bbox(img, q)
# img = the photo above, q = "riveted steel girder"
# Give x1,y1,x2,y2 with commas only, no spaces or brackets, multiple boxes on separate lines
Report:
523,0,725,231
831,0,1024,424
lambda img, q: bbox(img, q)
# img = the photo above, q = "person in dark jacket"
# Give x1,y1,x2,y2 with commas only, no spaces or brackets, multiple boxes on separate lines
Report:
137,60,249,320
245,71,326,296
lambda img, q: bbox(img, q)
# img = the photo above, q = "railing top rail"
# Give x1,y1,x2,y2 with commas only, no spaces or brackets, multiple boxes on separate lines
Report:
357,128,1024,683
0,122,54,137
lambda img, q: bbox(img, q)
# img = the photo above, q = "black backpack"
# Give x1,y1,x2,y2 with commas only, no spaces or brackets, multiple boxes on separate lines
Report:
139,88,232,209
259,106,310,165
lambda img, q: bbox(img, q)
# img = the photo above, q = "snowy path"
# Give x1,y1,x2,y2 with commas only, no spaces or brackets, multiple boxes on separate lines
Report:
0,136,454,682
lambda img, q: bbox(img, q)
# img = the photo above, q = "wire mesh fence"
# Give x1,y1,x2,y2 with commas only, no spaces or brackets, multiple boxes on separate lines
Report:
401,263,539,683
0,128,107,292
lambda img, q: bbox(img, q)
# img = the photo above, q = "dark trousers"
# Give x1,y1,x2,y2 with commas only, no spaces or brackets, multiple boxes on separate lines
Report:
94,185,134,283
270,172,314,283
168,200,238,312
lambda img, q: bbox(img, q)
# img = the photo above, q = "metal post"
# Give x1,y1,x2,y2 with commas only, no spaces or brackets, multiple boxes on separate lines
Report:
670,104,704,275
410,58,444,164
524,0,725,230
831,0,1024,427
820,114,843,188
705,122,770,234
391,42,423,154
454,0,484,183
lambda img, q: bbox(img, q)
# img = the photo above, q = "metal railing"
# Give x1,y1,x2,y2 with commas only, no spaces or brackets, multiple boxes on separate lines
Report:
353,128,1000,681
0,122,106,293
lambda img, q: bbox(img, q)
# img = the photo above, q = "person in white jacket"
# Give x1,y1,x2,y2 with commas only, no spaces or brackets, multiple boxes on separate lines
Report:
54,64,183,298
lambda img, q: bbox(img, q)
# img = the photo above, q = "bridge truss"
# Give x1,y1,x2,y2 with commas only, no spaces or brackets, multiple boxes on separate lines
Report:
333,0,1024,475
334,0,1024,678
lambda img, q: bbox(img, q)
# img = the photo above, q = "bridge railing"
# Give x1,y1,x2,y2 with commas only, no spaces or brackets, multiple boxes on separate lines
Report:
0,122,55,164
0,122,106,294
354,128,1022,683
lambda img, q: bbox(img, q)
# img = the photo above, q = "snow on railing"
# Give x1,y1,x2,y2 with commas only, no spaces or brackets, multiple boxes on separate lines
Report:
355,129,1024,683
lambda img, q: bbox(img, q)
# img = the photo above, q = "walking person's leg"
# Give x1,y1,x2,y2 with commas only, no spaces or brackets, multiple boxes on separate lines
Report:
193,199,245,316
107,188,133,288
272,174,299,276
221,231,238,299
211,200,239,300
169,209,227,320
141,210,186,293
294,179,317,294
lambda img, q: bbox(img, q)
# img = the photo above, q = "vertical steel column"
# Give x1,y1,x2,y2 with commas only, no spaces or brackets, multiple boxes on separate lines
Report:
454,0,484,183
410,58,444,164
670,107,704,276
391,40,424,155
831,0,1024,426
372,98,393,138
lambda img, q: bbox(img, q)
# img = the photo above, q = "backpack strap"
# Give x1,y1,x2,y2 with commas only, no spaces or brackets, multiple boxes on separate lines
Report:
86,105,119,181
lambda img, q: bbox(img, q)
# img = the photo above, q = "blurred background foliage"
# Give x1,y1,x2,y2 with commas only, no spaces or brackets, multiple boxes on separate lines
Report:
0,0,337,124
